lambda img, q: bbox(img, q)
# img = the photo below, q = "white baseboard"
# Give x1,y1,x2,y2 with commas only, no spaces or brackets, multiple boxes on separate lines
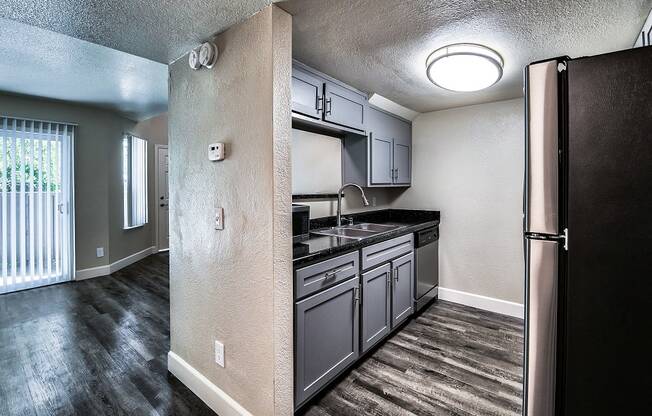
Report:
438,287,524,319
167,351,252,416
75,246,157,280
75,264,111,280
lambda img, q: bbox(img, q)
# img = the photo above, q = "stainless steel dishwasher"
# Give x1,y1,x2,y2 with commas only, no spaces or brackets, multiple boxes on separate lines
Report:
414,226,439,312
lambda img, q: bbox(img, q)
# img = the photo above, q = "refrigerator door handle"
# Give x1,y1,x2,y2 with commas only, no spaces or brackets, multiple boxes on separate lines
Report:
525,238,558,416
525,60,561,235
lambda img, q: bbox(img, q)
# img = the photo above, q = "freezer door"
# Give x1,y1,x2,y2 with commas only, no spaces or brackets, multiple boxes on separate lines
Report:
524,238,558,416
525,60,560,235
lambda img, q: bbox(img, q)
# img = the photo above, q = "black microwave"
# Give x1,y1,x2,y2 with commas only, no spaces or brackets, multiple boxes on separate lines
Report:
292,204,310,242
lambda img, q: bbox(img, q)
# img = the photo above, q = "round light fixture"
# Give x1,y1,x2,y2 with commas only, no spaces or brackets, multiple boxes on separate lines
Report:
426,43,503,92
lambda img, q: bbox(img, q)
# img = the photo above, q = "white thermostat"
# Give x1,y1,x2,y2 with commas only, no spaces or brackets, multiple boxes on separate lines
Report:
208,143,225,161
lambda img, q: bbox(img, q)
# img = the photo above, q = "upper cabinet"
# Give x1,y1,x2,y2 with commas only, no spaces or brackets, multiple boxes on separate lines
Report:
343,106,412,187
291,67,324,120
291,61,412,188
291,62,367,133
323,81,366,131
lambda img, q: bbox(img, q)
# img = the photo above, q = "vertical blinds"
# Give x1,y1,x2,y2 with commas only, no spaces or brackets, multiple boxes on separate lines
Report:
0,116,75,293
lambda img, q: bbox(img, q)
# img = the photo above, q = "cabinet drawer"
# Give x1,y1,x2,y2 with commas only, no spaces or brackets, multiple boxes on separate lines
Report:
295,252,359,300
361,234,413,271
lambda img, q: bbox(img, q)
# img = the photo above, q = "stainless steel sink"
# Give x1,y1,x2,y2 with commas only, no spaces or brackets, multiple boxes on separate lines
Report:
348,223,399,232
311,223,400,240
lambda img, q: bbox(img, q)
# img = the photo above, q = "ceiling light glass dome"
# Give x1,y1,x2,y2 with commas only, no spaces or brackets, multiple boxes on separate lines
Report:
426,43,504,92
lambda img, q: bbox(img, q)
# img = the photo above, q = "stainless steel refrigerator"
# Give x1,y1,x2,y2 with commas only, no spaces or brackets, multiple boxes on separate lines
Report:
524,46,652,416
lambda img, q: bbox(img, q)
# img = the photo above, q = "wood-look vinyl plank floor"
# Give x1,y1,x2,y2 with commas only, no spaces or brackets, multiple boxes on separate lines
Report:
302,300,524,416
0,253,216,416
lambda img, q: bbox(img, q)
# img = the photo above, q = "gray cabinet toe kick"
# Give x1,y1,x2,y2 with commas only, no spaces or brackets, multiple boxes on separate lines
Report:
294,233,417,410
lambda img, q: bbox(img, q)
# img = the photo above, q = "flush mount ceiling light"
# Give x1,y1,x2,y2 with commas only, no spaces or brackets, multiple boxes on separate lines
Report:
426,43,504,92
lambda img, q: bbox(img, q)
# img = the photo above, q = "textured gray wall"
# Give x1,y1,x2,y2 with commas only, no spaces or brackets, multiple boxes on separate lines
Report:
393,98,524,303
0,93,166,270
168,6,292,415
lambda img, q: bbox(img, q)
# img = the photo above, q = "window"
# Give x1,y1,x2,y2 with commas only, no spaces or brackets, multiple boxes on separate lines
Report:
123,134,148,229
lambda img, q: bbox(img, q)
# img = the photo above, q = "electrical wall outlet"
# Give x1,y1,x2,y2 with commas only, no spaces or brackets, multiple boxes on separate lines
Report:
215,207,224,230
96,247,104,258
214,340,225,367
371,196,377,207
208,143,225,161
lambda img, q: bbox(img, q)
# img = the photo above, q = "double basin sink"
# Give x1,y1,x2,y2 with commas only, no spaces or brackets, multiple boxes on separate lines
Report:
311,222,400,240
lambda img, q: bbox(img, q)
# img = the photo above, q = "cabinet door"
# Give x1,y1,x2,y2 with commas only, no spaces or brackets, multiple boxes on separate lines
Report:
361,264,391,352
393,141,411,185
370,134,393,185
323,81,366,131
295,277,360,407
292,67,323,119
391,252,414,328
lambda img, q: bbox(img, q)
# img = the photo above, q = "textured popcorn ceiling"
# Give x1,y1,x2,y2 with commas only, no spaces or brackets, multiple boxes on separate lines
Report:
280,0,652,112
0,0,276,64
0,18,167,121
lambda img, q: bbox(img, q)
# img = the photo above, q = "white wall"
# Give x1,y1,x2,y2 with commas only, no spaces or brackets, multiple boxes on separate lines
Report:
168,6,292,415
393,98,524,304
291,129,341,194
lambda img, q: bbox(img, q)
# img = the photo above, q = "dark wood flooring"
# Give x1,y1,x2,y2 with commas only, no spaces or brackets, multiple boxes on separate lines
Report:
302,300,524,416
1,253,524,416
0,252,216,416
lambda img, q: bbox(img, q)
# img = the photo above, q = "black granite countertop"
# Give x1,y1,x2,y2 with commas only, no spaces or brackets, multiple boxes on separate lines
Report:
293,209,440,268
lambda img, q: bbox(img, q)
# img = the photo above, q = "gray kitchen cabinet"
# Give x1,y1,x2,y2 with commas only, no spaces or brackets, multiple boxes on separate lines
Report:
370,135,393,185
343,106,412,187
292,62,367,132
295,276,360,407
361,233,414,271
323,81,366,131
361,264,392,352
393,140,411,184
391,252,414,328
292,66,323,120
294,252,358,300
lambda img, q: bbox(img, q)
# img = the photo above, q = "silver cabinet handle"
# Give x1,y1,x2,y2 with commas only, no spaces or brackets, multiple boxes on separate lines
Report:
324,268,345,279
316,95,324,112
325,98,332,115
353,285,360,305
394,268,399,282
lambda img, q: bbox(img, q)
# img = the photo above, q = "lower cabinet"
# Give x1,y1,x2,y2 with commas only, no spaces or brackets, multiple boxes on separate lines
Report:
361,264,392,352
295,276,360,407
294,235,416,409
391,252,414,328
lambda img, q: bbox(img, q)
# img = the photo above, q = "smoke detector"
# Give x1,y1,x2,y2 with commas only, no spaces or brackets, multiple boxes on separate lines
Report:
188,47,201,70
199,42,218,69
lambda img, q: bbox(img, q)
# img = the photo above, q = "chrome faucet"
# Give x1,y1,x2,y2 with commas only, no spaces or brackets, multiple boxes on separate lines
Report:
337,183,369,226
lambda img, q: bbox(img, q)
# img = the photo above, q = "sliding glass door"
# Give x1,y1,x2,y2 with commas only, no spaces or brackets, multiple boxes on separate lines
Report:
0,117,74,294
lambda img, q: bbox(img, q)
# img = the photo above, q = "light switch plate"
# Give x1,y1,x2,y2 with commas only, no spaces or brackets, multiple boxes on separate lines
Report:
215,207,224,230
96,247,104,258
208,143,225,161
214,340,225,367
